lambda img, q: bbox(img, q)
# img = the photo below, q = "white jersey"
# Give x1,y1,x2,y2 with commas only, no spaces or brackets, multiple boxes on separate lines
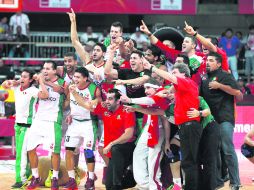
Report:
70,83,97,120
63,67,73,85
13,85,39,124
35,78,65,123
85,62,105,84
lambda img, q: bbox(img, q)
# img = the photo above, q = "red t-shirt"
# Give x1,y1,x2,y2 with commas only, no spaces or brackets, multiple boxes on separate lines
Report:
93,104,136,157
173,77,200,125
119,60,131,69
216,47,230,72
100,82,115,101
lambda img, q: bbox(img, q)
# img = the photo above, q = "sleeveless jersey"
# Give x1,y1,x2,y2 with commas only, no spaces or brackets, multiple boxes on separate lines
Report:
13,85,39,124
63,67,73,85
70,82,97,120
35,78,65,123
85,62,105,84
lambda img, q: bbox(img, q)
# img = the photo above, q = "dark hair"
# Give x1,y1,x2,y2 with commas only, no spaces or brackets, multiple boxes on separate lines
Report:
172,63,191,78
111,21,123,32
44,61,57,70
225,28,233,33
75,67,89,78
64,52,77,60
108,88,121,100
95,42,107,53
123,37,137,49
205,36,219,46
22,69,35,79
184,35,197,47
177,53,189,65
147,45,161,58
131,50,144,58
208,52,222,64
249,25,254,30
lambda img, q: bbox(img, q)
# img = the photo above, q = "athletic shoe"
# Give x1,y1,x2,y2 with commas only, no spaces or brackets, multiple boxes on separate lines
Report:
26,176,41,190
75,167,81,185
11,182,24,189
166,183,181,190
84,174,97,190
45,169,53,187
102,167,107,185
63,177,78,190
51,177,59,190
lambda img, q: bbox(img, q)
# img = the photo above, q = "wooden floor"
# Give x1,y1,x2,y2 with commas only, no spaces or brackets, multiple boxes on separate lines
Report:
0,150,253,190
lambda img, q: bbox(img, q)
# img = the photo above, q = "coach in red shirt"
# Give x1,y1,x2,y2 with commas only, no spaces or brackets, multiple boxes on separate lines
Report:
144,61,202,190
69,87,136,190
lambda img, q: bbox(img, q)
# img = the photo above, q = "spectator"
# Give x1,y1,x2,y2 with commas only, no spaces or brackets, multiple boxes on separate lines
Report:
219,28,240,80
238,78,251,95
80,26,98,44
130,27,148,50
8,25,29,58
0,17,9,35
245,25,254,83
99,29,109,43
9,11,30,37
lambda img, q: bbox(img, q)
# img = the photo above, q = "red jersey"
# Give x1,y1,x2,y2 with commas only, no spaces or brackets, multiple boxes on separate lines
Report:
119,60,131,69
93,104,136,157
100,82,115,101
173,77,200,125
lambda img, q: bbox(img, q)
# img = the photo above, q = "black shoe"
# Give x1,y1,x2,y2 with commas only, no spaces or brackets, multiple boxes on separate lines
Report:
11,182,23,189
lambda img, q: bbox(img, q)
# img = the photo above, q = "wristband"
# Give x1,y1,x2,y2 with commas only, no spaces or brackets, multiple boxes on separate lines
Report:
199,111,202,117
193,32,198,37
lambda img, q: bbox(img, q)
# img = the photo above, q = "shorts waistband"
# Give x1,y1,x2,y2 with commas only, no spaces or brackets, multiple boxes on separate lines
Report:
73,118,91,122
16,123,31,128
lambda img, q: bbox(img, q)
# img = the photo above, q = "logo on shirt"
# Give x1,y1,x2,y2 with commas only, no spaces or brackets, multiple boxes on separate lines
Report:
212,76,218,81
104,112,110,117
117,115,121,120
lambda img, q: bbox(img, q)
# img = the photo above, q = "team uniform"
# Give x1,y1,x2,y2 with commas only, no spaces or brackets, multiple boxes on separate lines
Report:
133,94,169,190
13,85,39,184
65,82,98,151
26,78,65,154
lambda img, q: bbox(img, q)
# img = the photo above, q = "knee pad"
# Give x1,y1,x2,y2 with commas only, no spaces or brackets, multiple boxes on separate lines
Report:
84,149,95,163
241,143,254,158
167,144,181,163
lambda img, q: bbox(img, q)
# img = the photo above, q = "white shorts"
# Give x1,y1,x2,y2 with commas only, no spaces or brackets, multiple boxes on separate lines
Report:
64,119,95,150
26,119,62,153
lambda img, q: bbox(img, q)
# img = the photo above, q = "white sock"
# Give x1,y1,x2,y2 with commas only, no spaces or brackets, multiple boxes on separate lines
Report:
68,170,75,179
88,171,94,180
52,170,59,179
31,168,39,178
173,178,182,187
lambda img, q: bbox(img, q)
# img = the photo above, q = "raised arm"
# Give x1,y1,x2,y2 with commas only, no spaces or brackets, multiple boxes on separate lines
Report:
184,21,217,52
2,80,19,89
67,8,90,64
104,44,119,78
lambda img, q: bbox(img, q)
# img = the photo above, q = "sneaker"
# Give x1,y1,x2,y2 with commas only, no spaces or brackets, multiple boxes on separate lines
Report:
51,177,59,190
85,174,97,190
45,169,53,187
75,167,81,185
102,167,107,185
167,183,181,190
11,182,23,189
27,176,41,190
63,177,78,190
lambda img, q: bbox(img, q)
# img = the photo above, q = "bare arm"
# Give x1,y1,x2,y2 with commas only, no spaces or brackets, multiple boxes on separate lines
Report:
67,9,90,64
114,75,150,85
124,105,164,116
1,80,19,89
150,65,177,84
37,76,49,99
140,20,158,45
104,44,119,78
184,21,217,52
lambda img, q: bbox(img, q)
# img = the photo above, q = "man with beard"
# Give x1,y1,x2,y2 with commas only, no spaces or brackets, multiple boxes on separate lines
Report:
200,52,242,190
104,49,151,137
26,61,67,190
140,20,204,86
69,88,136,190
